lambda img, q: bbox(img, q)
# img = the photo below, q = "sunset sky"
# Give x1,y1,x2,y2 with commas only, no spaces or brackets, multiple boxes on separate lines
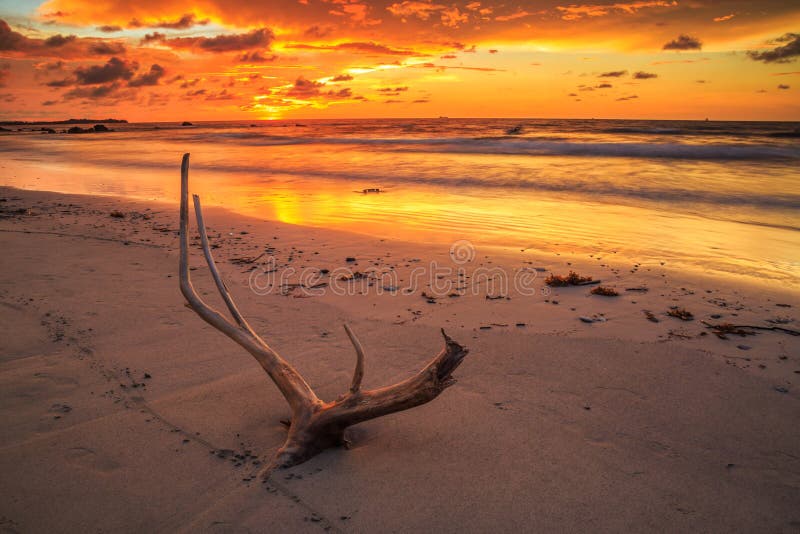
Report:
0,0,798,121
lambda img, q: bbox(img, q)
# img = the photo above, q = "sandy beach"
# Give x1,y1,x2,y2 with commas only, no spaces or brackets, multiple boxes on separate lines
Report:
1,185,798,532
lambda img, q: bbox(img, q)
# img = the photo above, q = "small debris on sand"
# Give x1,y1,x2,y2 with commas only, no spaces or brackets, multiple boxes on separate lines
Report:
667,308,694,321
643,310,660,323
338,272,366,281
421,291,437,303
110,210,125,218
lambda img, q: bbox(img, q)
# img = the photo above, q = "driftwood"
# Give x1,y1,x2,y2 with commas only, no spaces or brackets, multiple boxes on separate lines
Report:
178,153,469,474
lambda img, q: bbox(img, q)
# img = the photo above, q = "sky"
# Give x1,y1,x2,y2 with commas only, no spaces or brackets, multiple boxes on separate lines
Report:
0,0,798,121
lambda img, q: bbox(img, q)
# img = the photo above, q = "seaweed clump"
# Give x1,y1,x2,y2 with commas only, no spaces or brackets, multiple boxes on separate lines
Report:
667,307,694,321
545,271,595,287
590,286,619,296
704,323,757,340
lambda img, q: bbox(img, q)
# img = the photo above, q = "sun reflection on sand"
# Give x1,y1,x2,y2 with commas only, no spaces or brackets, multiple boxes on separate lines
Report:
1,120,797,288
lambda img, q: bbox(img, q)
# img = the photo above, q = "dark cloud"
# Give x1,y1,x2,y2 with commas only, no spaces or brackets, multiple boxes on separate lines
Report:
331,74,353,82
616,95,639,101
412,99,430,103
141,32,165,44
44,34,77,47
74,57,136,85
778,84,790,90
595,83,612,88
89,41,126,55
377,86,408,92
204,89,235,100
328,87,352,98
180,78,201,88
0,20,30,51
239,51,278,62
0,19,129,60
287,76,325,97
63,82,122,100
599,70,627,77
97,25,122,33
153,13,209,29
129,64,165,86
441,54,457,59
42,100,58,106
46,78,73,87
143,28,274,53
663,34,702,50
633,71,658,79
304,25,333,39
747,33,800,63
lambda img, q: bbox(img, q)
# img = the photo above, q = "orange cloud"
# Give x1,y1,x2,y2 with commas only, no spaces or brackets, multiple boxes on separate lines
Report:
556,1,677,21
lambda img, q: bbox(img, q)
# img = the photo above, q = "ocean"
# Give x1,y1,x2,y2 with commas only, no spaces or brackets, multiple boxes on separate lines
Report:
1,118,798,286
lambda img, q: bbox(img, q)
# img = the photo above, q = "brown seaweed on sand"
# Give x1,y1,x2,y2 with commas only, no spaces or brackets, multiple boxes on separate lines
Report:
667,308,694,321
701,321,800,339
545,271,600,287
590,286,619,296
643,310,660,323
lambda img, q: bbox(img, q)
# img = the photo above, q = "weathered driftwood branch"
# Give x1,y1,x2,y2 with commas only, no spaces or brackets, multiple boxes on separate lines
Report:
178,153,469,473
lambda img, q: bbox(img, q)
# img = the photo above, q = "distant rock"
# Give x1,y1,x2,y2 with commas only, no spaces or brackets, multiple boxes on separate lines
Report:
66,124,111,134
182,121,193,126
0,118,126,126
40,127,56,134
0,126,11,132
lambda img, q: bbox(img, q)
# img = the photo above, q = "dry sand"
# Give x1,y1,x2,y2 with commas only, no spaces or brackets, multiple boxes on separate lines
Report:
1,186,798,533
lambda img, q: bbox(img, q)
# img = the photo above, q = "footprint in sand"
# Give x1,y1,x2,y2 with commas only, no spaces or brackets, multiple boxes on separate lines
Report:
64,447,120,473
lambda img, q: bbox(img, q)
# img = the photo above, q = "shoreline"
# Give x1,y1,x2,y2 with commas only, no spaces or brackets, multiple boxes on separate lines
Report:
2,185,799,376
1,186,798,531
